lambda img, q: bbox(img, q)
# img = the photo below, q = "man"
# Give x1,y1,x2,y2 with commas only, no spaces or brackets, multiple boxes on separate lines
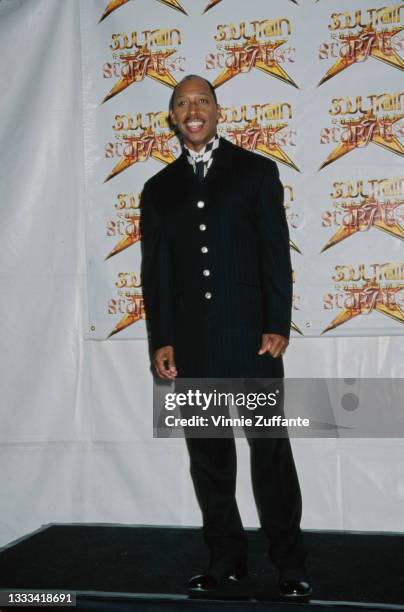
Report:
140,75,312,599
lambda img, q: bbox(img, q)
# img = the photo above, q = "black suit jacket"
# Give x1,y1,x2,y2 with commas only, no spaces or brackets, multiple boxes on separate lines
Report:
140,137,292,377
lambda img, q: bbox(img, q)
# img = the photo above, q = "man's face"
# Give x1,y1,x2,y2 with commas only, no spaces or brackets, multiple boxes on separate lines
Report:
169,77,220,152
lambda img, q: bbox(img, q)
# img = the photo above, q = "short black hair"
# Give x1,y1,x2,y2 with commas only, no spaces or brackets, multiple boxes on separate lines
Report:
169,74,217,113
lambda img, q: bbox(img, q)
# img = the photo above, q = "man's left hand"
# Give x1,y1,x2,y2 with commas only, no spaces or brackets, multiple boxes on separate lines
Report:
258,333,289,358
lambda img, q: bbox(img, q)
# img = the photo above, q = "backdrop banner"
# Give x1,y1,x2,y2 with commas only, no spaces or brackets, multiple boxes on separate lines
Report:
1,0,404,550
79,0,404,340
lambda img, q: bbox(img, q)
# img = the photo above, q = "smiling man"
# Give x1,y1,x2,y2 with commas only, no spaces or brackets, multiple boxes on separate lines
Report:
171,75,219,153
140,75,312,599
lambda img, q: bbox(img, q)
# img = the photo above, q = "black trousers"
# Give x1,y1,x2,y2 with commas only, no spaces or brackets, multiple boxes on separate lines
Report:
184,434,306,580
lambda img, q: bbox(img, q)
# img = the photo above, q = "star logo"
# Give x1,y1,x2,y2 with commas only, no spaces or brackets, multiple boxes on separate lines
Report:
291,321,303,335
212,39,298,89
320,110,404,170
106,210,141,260
291,271,303,334
103,47,177,103
223,121,299,172
322,280,404,333
284,188,302,252
105,129,176,183
203,0,222,11
321,197,404,252
99,0,187,22
108,291,145,337
290,239,302,254
319,26,404,86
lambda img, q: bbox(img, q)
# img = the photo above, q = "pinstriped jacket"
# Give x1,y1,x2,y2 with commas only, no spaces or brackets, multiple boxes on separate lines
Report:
140,137,292,378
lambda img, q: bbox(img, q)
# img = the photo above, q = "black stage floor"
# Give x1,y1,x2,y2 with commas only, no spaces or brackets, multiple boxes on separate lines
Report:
0,525,403,611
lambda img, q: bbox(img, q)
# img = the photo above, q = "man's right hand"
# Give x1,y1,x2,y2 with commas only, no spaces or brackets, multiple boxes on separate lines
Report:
153,345,177,380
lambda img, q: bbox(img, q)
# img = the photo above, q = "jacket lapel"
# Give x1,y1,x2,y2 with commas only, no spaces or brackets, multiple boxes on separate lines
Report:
205,137,233,185
170,150,196,184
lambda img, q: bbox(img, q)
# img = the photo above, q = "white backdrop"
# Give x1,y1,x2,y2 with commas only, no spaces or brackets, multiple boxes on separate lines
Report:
0,0,404,550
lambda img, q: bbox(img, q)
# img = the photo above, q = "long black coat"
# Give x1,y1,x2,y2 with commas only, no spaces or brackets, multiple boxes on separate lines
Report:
140,137,292,378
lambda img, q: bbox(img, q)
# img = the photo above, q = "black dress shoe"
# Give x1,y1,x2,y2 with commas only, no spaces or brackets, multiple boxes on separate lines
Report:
188,563,248,592
188,573,219,592
279,567,312,599
279,567,313,599
279,578,312,598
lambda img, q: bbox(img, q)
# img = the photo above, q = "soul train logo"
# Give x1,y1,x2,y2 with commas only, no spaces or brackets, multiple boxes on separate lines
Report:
318,5,404,86
321,176,404,252
206,17,298,88
108,272,144,337
204,0,298,13
323,262,404,333
104,111,177,182
106,193,142,259
102,29,185,103
218,102,298,171
319,92,404,170
99,0,187,22
284,184,302,253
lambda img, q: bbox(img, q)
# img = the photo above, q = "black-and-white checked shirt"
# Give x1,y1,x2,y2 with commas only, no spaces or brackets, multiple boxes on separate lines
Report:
184,135,220,179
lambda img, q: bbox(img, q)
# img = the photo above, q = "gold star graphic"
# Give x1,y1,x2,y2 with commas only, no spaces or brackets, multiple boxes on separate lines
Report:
319,111,404,170
105,130,176,183
291,321,303,335
322,281,404,333
213,39,298,89
99,0,187,22
105,212,141,260
203,0,222,12
103,48,177,103
108,294,145,338
290,239,302,254
285,199,302,252
224,122,300,171
319,27,404,87
321,198,404,252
